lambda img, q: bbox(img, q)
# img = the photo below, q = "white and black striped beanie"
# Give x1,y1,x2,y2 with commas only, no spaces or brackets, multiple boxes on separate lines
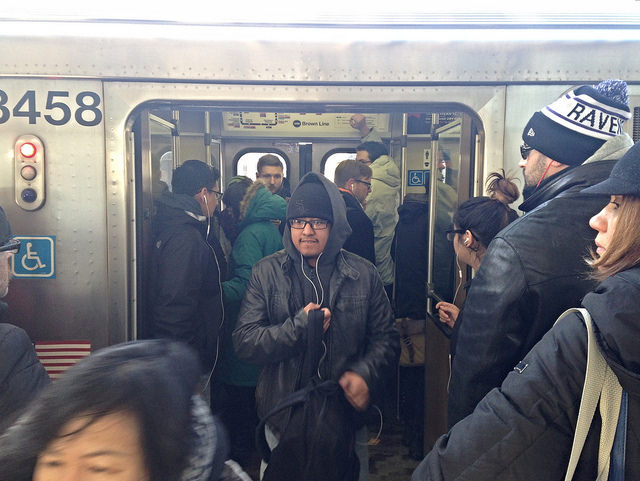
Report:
522,79,631,166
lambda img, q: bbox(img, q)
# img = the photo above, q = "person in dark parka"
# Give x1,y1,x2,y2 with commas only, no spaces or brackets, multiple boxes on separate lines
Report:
150,160,225,375
0,206,50,433
413,140,640,481
334,159,376,265
448,79,635,426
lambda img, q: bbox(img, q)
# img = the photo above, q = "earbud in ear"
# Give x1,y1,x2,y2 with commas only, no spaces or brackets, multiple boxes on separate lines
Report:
203,195,208,206
464,238,470,246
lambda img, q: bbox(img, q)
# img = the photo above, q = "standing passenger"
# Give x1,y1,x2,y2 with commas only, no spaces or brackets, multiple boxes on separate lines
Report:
256,154,288,200
448,79,633,426
149,160,225,390
217,178,287,469
355,141,401,299
0,206,50,434
334,159,376,264
412,139,640,481
233,172,399,481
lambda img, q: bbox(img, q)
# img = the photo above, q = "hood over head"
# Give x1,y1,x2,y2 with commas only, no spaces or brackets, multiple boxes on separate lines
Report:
283,172,351,266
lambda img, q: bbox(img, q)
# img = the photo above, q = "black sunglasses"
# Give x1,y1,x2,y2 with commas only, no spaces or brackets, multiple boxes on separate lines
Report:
353,179,372,188
0,239,21,254
207,189,224,200
445,229,465,242
520,143,534,160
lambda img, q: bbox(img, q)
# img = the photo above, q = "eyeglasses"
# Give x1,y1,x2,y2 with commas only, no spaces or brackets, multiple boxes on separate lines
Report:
445,229,466,242
207,189,224,200
0,239,21,254
353,179,372,188
289,219,330,230
520,143,534,160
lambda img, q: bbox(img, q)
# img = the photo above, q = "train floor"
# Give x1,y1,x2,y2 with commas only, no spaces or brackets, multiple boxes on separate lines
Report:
243,417,422,480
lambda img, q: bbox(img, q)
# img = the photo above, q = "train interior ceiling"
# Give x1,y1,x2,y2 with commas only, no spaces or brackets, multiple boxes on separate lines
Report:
133,105,478,331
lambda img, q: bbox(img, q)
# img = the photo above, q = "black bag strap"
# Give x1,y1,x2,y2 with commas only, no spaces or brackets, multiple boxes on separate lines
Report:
256,380,339,463
299,308,325,384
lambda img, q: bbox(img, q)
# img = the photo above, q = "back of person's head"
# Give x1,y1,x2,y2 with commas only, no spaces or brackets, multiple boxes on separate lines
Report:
522,79,631,166
257,154,283,172
172,160,220,196
334,159,373,187
0,339,204,481
583,140,640,279
453,170,520,248
356,141,388,162
0,206,11,246
223,176,253,218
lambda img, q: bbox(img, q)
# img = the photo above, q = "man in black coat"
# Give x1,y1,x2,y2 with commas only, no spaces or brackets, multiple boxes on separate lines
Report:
150,160,225,377
448,79,634,427
0,206,50,433
334,159,375,264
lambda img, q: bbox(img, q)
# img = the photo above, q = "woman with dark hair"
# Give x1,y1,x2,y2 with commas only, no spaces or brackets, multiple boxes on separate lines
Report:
436,170,520,329
413,142,640,480
0,339,227,481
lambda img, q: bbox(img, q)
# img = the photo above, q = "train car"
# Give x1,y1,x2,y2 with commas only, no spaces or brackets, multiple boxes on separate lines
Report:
2,12,640,455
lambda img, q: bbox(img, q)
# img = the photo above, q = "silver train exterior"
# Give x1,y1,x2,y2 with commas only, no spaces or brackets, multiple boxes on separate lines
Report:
1,18,640,443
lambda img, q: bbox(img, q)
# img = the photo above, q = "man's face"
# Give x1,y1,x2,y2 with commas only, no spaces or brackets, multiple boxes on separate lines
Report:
519,148,549,190
257,166,284,193
289,218,331,265
350,176,372,205
355,150,371,165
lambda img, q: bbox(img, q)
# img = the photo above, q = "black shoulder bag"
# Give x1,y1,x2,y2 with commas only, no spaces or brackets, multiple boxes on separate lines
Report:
256,308,360,481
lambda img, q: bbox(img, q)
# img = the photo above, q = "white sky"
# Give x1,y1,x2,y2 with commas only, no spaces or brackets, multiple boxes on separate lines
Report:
2,0,640,23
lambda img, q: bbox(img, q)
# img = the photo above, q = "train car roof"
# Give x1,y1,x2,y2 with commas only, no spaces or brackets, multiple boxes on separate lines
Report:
1,6,640,84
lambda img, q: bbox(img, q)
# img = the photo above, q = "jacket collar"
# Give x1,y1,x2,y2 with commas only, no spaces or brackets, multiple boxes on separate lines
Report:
279,250,359,280
519,159,616,212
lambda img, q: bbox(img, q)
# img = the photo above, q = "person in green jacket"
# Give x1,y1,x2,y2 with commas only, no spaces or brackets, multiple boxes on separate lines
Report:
216,178,287,469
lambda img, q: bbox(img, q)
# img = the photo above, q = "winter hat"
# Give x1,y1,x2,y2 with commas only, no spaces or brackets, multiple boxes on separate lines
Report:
582,140,640,196
286,179,333,223
522,79,631,166
0,206,11,246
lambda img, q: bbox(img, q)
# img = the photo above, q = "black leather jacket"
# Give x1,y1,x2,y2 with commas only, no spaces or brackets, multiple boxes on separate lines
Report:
232,173,399,434
414,266,640,480
448,135,632,427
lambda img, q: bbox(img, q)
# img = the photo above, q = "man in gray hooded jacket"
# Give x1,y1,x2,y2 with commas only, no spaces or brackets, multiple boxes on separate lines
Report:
233,172,399,480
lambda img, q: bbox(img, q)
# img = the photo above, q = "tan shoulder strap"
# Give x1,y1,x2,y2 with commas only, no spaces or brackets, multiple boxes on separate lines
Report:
559,308,623,481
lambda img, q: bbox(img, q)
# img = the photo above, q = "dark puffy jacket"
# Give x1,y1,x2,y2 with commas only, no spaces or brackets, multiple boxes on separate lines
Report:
150,191,224,372
232,172,399,435
448,134,632,427
0,321,50,432
340,189,375,265
413,265,640,481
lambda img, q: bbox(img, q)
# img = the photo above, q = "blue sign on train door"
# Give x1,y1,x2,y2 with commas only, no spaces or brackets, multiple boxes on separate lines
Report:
12,236,56,278
408,170,426,186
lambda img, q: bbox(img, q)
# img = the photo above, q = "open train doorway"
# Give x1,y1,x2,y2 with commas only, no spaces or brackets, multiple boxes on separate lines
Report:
129,103,483,467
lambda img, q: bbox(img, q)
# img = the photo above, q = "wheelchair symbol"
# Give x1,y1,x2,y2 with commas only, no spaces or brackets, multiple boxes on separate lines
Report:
410,172,422,184
21,242,47,271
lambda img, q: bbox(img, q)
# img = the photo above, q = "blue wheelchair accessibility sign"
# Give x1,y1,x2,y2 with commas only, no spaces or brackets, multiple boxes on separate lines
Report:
408,170,427,186
12,236,56,278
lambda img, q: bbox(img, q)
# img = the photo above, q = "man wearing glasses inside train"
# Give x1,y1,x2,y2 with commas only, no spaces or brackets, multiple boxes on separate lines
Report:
233,172,399,481
447,79,634,427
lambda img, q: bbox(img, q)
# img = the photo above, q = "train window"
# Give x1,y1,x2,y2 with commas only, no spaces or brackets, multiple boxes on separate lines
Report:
322,150,356,182
235,151,288,180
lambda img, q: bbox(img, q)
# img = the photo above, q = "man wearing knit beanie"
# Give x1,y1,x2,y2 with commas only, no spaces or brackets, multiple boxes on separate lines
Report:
234,172,399,481
446,80,634,428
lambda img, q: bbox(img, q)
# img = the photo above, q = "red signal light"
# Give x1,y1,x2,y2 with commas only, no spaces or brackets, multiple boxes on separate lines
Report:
20,142,37,158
